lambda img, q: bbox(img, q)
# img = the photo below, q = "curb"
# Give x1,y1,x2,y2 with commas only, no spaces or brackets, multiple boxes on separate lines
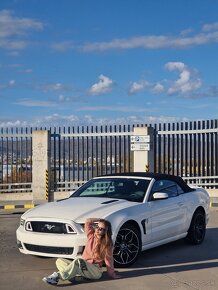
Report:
0,204,36,210
210,202,218,207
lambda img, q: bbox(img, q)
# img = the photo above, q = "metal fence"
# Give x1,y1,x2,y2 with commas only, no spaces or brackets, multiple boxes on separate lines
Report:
50,125,132,191
0,119,218,193
0,127,32,192
154,119,218,188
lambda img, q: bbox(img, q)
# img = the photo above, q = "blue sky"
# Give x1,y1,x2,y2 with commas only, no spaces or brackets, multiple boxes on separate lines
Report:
0,0,218,127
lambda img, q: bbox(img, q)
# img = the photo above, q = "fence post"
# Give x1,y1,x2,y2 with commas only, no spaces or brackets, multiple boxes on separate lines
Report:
132,127,154,172
32,130,52,202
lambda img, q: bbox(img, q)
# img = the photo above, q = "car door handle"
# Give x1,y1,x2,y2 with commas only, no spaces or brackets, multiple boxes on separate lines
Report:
177,202,184,207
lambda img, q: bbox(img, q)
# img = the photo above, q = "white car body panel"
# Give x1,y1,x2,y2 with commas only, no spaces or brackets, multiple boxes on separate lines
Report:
16,174,210,263
149,194,186,242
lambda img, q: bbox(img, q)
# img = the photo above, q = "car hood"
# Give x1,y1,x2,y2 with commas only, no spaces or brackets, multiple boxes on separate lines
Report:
22,197,135,223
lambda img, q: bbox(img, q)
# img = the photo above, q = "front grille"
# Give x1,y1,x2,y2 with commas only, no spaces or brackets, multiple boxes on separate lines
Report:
30,221,68,234
24,243,74,255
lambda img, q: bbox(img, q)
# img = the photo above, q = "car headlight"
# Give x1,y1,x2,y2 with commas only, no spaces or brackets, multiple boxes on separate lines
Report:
20,218,25,226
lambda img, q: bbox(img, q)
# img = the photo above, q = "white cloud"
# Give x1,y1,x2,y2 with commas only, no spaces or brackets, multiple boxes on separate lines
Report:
152,82,165,94
180,28,194,36
128,80,149,95
51,41,75,52
202,22,218,32
40,82,72,92
165,62,202,95
58,94,81,102
76,105,152,113
0,10,44,50
89,74,113,95
0,10,43,38
0,79,16,90
9,79,15,86
0,114,191,128
14,98,57,107
22,68,32,73
51,22,218,53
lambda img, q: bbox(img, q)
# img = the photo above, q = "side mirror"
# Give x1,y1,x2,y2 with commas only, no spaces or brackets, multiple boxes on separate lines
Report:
152,192,169,200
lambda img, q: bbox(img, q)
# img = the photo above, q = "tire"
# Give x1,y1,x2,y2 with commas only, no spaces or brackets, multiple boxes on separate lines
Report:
185,210,206,245
113,224,141,267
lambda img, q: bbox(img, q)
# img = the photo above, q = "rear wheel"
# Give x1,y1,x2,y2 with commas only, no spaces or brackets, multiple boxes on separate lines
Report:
185,210,206,245
113,224,141,267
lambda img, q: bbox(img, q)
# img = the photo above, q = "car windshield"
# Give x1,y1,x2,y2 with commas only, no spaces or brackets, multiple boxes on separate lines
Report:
70,178,151,202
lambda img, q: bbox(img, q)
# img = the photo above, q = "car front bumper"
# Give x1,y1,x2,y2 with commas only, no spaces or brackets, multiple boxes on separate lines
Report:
16,225,87,259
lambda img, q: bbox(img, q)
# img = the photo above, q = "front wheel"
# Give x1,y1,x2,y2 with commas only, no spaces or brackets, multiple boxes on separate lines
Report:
113,224,141,267
185,210,206,245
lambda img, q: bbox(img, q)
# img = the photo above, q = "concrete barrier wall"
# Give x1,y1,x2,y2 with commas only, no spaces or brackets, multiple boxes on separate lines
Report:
1,188,217,203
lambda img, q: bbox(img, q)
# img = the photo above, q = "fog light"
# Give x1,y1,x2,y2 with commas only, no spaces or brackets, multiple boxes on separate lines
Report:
17,240,23,249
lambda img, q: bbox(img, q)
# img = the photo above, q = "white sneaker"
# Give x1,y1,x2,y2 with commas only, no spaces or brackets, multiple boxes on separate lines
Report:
42,272,59,285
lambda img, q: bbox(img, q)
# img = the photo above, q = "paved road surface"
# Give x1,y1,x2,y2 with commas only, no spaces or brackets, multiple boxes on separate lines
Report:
0,208,218,290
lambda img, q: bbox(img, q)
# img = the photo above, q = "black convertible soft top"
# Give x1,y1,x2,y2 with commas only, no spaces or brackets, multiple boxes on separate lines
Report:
101,172,195,193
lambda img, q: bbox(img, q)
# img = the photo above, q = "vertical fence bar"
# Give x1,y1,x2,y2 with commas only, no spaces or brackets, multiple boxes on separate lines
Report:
53,127,57,186
100,126,103,175
15,127,18,183
58,127,61,182
189,121,193,178
127,124,131,172
167,123,171,174
163,123,166,173
68,127,71,182
153,123,157,173
184,122,188,177
63,127,66,183
210,120,214,177
86,126,89,181
202,120,206,176
105,126,108,175
114,125,117,174
6,127,9,183
20,127,23,183
1,128,3,183
123,125,126,173
180,122,184,176
77,127,80,181
193,121,197,176
215,119,218,177
158,123,162,173
206,120,210,177
81,126,85,181
197,121,201,176
118,125,122,173
90,126,94,178
72,126,75,181
109,125,113,174
176,122,180,176
11,128,14,183
172,122,175,175
95,126,99,177
25,127,28,183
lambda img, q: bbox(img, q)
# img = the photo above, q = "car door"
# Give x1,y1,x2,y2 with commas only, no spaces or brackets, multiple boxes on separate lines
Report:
148,179,186,243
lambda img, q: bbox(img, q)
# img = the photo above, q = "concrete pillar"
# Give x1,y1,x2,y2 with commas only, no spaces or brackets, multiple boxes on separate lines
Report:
32,130,52,202
133,127,154,172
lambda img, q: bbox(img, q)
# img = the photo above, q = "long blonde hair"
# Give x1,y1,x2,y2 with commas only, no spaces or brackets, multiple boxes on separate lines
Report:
95,219,113,260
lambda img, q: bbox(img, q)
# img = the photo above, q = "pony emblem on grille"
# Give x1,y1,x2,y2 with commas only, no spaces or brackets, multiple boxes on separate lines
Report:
44,224,55,230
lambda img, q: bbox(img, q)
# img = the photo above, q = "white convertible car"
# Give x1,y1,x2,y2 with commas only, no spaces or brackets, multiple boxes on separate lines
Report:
16,173,210,267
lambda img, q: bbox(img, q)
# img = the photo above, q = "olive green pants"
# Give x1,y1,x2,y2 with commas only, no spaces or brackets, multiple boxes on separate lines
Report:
56,258,103,281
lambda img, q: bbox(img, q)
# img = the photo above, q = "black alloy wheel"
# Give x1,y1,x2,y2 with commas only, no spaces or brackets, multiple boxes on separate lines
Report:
113,224,141,267
185,210,206,245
